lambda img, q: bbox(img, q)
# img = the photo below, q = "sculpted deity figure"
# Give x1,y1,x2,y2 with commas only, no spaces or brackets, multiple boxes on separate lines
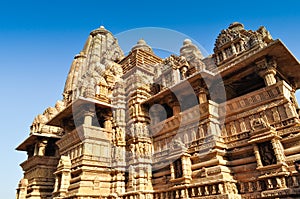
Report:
116,127,123,141
55,100,65,112
239,118,247,132
130,144,135,156
272,107,281,122
229,121,237,135
138,142,145,156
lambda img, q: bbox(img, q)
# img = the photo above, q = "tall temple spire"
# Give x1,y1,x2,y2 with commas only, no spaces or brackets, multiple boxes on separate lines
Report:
63,25,124,105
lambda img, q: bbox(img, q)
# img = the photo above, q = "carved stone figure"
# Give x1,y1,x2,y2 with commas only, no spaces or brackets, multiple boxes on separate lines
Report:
259,142,276,166
16,23,300,199
230,121,237,135
272,107,281,122
129,144,135,156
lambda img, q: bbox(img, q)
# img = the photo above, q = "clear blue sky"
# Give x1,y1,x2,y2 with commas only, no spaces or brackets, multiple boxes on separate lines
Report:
1,0,300,198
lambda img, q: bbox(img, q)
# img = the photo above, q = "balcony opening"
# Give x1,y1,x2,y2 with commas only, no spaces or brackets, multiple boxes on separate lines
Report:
179,94,199,112
174,158,183,178
225,72,265,100
45,139,57,156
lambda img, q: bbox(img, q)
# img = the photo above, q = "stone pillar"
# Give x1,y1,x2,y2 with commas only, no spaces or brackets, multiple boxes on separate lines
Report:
171,101,181,116
240,40,245,51
104,115,113,131
231,43,237,55
170,163,175,179
181,154,192,181
253,144,263,167
34,143,39,156
216,54,220,64
271,139,285,163
84,109,94,126
256,57,277,86
16,179,28,199
221,50,227,61
198,91,207,104
262,68,277,86
38,139,48,156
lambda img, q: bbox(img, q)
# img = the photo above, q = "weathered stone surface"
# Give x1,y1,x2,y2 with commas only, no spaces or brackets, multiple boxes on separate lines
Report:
16,23,300,199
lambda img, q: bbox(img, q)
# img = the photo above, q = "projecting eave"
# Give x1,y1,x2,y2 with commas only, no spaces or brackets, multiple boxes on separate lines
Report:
214,39,300,89
47,97,116,127
16,133,61,151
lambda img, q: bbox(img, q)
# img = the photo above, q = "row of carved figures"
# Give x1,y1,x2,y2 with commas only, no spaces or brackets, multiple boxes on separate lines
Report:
129,142,152,157
30,100,65,133
223,103,298,137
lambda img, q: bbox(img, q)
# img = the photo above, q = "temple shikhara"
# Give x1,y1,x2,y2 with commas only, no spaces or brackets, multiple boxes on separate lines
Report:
16,23,300,199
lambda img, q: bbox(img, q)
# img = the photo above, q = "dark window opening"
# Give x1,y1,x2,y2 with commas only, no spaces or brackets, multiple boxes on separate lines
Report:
180,94,199,111
92,113,105,128
45,139,57,156
27,146,34,158
258,142,276,166
162,103,173,119
174,158,183,178
225,72,265,101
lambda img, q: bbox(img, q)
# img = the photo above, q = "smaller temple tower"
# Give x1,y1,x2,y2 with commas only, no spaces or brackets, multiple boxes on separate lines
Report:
16,101,65,199
119,39,162,198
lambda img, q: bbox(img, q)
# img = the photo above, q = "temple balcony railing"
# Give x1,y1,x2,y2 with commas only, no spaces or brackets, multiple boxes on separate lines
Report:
150,100,219,139
20,156,59,171
224,80,295,117
222,80,299,146
150,101,222,161
150,80,299,154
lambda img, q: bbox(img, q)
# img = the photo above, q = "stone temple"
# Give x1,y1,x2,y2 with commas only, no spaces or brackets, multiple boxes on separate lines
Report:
16,23,300,199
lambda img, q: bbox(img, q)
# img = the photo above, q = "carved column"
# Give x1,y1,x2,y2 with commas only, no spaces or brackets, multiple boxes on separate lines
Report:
240,40,245,51
171,101,181,116
198,88,207,104
221,50,227,61
170,163,175,180
83,107,95,126
104,114,113,131
263,68,277,86
181,154,192,183
231,43,237,55
38,139,48,156
126,86,153,192
271,139,285,163
256,57,277,86
216,54,220,64
253,144,263,167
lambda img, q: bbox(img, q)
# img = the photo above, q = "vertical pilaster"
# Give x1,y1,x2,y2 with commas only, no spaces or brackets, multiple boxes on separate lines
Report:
16,179,28,199
253,144,263,167
271,139,286,164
